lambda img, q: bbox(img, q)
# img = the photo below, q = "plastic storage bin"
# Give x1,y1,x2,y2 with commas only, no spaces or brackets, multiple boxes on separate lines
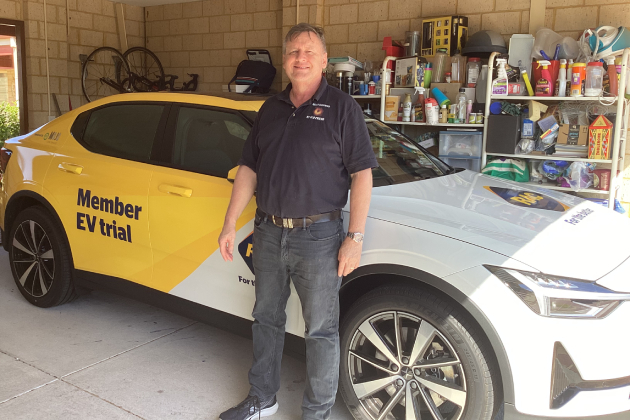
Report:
439,131,483,157
439,156,482,172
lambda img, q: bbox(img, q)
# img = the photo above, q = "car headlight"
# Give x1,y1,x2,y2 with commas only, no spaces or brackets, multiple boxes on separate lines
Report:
485,265,630,319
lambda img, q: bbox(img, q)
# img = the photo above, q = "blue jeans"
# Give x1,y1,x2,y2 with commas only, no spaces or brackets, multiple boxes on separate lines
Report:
248,212,343,420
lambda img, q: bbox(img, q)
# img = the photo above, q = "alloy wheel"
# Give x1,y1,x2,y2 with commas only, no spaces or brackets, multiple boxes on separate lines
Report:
11,220,55,298
348,311,467,420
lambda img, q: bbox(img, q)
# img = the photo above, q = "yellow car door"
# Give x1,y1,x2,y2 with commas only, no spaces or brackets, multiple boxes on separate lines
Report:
147,104,302,328
45,102,169,286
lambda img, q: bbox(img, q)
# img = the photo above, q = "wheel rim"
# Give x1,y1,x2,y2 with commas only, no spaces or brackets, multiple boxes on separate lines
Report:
124,48,164,92
348,311,467,420
11,220,55,298
82,48,129,102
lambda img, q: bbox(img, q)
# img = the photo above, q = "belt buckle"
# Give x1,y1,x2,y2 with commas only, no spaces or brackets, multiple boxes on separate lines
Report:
282,218,293,228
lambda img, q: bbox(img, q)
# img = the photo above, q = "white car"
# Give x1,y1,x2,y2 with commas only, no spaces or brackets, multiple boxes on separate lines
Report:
1,94,628,420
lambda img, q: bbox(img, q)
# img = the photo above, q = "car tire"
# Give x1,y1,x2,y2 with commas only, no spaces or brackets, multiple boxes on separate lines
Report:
339,286,497,420
9,206,76,307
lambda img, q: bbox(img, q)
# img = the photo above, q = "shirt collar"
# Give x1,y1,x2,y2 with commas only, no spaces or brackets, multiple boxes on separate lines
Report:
279,76,328,106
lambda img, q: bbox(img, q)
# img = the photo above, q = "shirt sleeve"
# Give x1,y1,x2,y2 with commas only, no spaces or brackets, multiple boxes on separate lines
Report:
341,100,378,174
237,108,262,172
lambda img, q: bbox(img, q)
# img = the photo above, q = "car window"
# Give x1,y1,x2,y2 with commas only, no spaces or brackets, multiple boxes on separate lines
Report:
82,104,165,162
365,117,451,187
172,107,251,178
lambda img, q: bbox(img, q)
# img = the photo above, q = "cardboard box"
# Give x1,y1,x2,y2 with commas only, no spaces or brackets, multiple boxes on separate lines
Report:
384,96,400,121
558,124,588,146
588,115,613,160
430,83,474,104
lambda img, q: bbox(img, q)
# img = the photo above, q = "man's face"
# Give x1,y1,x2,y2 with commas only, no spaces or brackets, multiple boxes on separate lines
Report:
283,32,328,86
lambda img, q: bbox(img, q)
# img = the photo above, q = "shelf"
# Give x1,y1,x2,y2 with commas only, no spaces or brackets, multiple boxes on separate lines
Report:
522,181,609,195
487,153,612,164
390,122,485,128
489,95,618,102
351,95,381,99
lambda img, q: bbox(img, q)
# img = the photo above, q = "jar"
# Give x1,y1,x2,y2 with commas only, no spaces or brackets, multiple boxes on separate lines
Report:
432,48,449,83
570,63,586,97
466,57,481,88
585,62,604,97
368,81,376,95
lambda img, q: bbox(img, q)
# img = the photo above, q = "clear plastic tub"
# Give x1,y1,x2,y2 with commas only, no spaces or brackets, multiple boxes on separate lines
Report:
439,156,482,172
585,62,604,97
438,131,483,157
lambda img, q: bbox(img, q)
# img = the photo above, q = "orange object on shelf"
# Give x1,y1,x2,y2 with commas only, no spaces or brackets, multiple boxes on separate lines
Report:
588,115,613,160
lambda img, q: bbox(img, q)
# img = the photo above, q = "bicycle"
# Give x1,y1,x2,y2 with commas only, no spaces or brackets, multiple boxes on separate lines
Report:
81,46,199,102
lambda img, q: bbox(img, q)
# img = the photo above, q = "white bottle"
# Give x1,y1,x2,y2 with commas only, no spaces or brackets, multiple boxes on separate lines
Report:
456,88,467,123
402,93,412,122
492,59,508,96
558,59,567,97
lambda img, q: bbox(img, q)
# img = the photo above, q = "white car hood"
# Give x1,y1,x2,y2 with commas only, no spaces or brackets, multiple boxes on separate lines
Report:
367,170,630,281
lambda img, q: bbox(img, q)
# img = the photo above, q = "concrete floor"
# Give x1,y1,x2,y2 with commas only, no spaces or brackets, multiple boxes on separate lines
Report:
0,249,355,420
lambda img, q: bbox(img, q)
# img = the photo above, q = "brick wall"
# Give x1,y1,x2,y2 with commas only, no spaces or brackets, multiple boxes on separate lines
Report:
145,0,284,94
2,0,143,130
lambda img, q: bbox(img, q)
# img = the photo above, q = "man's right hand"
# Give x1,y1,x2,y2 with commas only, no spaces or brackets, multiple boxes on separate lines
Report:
218,225,236,262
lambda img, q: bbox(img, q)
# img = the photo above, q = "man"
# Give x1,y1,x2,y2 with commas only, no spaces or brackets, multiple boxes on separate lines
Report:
218,23,376,420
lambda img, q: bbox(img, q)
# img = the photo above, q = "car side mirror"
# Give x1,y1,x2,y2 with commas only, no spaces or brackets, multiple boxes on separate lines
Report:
227,166,239,183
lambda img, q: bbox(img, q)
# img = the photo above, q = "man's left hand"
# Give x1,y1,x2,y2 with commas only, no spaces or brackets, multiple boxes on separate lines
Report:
338,237,362,277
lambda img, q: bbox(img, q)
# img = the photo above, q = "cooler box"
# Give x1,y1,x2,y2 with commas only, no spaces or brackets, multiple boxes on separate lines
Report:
439,131,483,157
439,156,482,172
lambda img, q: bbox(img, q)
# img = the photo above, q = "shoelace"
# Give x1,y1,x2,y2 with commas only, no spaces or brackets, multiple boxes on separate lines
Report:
247,395,261,420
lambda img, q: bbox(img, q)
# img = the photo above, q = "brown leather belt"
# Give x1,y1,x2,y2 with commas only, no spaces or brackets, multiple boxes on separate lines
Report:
256,209,342,228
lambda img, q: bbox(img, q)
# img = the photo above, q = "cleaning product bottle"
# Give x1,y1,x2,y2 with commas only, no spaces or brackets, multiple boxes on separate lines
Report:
492,59,508,96
535,60,552,97
402,93,412,122
556,59,567,97
414,87,426,122
456,88,467,123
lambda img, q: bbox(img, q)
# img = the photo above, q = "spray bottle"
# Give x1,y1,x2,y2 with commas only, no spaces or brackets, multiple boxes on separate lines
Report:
556,59,567,97
535,60,552,97
492,58,508,96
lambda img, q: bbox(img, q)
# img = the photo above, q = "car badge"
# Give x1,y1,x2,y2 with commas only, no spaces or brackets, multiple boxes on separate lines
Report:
484,186,569,212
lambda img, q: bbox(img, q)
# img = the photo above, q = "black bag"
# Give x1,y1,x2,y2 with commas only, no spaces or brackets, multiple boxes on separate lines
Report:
228,50,276,94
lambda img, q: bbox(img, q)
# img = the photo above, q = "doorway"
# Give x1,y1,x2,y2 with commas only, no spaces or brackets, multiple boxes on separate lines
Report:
0,19,28,137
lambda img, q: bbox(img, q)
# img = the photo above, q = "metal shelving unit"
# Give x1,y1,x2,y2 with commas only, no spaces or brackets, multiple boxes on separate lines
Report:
481,49,630,210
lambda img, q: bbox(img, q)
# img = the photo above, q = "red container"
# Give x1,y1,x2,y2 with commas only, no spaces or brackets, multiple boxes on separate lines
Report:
593,169,611,191
532,60,559,93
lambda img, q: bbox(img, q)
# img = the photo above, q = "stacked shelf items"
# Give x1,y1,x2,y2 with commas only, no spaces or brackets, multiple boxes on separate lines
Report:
481,49,630,209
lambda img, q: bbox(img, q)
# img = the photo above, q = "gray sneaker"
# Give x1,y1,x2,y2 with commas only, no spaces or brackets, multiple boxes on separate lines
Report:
219,395,278,420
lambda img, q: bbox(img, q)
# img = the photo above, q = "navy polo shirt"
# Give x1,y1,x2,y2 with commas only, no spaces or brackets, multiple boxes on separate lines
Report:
238,77,377,218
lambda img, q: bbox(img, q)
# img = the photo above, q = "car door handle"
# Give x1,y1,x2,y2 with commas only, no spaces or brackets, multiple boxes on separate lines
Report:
58,163,83,175
158,184,193,198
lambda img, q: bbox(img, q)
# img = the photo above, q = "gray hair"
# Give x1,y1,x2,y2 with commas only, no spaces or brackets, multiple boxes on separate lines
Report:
283,23,326,54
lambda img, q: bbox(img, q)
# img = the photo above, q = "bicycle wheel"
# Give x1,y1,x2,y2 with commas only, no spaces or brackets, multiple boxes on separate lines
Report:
122,47,165,92
82,47,130,102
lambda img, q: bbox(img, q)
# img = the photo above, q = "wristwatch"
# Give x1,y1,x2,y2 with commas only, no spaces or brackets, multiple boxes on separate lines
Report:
347,232,364,243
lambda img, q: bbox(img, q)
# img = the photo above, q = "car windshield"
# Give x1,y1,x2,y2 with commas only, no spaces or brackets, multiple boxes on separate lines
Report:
364,116,452,187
